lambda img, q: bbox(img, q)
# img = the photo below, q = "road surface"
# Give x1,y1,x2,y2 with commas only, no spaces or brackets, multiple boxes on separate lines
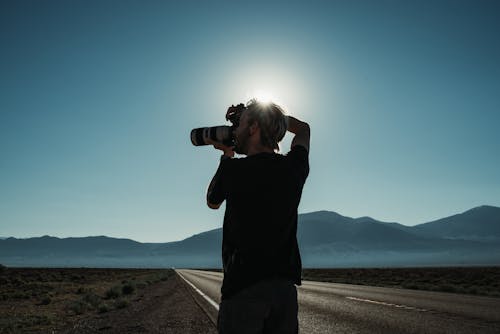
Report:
176,269,500,334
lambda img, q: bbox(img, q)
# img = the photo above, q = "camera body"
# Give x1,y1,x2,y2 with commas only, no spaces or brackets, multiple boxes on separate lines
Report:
190,103,246,146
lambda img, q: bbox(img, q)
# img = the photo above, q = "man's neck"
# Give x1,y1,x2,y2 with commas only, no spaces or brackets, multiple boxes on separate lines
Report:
246,145,274,156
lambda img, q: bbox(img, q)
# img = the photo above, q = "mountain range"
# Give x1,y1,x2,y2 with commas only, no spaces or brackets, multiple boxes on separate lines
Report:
1,205,499,268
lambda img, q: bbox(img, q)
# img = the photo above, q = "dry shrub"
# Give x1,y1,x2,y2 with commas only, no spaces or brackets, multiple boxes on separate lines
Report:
105,286,121,299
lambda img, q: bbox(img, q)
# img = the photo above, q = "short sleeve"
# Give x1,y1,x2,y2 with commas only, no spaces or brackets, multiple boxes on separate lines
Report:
286,145,309,182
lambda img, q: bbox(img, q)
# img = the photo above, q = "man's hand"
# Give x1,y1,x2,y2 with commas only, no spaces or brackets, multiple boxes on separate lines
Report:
206,138,235,158
287,116,310,152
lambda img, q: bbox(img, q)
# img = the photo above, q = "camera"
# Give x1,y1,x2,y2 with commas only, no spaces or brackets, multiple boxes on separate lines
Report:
190,103,246,146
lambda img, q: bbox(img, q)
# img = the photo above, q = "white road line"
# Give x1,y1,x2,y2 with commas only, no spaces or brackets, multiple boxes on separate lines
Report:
346,296,428,312
177,271,220,311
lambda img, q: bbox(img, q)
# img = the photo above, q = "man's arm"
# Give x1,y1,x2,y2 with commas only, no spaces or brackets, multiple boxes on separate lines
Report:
207,167,223,209
206,139,234,210
287,116,310,152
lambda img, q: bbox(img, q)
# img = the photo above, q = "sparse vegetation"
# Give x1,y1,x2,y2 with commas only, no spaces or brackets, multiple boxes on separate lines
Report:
75,286,88,295
97,303,110,313
122,282,135,295
82,292,101,308
105,285,122,299
39,296,52,305
114,298,129,309
0,268,174,333
68,299,90,315
302,267,500,297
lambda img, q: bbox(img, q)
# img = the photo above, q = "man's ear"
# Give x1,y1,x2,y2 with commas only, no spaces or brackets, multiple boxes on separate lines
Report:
249,121,259,135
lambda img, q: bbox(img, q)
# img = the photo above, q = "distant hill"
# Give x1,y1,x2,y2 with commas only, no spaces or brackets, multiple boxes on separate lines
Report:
1,205,499,267
0,235,145,255
410,205,500,241
295,207,500,267
298,211,427,250
0,235,157,267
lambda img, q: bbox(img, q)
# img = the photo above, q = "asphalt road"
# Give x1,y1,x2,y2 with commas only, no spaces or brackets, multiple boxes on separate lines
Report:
176,269,500,334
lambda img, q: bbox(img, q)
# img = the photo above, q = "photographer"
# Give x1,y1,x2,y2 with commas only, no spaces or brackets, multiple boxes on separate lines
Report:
206,99,310,334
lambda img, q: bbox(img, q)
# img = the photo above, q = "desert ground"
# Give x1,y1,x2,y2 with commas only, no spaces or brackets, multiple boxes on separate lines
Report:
301,267,500,297
0,267,215,333
1,266,499,333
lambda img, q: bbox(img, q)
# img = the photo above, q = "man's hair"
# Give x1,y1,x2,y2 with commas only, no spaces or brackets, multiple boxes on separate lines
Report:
245,99,288,151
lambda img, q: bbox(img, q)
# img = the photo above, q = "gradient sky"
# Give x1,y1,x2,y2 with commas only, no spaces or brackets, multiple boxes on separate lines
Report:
1,0,499,242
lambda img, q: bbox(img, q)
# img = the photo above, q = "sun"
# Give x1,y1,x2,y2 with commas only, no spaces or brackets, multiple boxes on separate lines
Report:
251,90,276,104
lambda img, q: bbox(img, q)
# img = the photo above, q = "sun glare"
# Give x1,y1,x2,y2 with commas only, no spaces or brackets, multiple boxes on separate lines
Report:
252,90,276,104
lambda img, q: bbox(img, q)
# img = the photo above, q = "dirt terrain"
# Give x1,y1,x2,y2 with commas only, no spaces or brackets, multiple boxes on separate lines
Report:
2,266,499,333
302,266,500,297
0,268,216,334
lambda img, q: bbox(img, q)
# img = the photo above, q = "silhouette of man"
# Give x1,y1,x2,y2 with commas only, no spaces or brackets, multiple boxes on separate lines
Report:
206,99,310,334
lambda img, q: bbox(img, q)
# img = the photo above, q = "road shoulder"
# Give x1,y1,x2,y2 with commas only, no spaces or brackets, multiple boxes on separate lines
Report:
59,274,217,334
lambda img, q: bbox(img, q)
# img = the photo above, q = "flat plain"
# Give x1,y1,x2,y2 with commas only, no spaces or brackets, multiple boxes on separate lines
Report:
1,266,499,333
302,266,500,297
0,267,215,333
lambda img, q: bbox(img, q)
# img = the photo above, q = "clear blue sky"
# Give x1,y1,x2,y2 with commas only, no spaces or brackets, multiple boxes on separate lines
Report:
1,0,499,242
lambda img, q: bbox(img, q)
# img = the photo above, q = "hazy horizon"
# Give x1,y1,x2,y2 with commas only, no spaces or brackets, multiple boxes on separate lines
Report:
1,0,499,242
2,205,498,243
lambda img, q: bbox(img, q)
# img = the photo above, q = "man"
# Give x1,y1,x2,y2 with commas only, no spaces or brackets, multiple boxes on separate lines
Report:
206,99,310,334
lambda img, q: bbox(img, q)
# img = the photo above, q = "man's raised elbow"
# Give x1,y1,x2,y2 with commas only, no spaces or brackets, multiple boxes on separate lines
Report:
297,122,310,138
207,201,222,210
302,122,311,134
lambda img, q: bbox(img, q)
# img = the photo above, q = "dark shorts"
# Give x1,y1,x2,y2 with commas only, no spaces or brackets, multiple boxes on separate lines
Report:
217,278,298,334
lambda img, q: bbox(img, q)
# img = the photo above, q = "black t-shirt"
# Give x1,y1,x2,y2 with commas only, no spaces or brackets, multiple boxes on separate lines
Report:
208,145,309,299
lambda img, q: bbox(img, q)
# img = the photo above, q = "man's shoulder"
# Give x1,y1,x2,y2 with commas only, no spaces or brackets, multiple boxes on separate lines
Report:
288,144,309,154
286,145,309,160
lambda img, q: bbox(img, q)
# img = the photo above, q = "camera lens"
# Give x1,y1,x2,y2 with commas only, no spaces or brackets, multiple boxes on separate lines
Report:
190,126,232,146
